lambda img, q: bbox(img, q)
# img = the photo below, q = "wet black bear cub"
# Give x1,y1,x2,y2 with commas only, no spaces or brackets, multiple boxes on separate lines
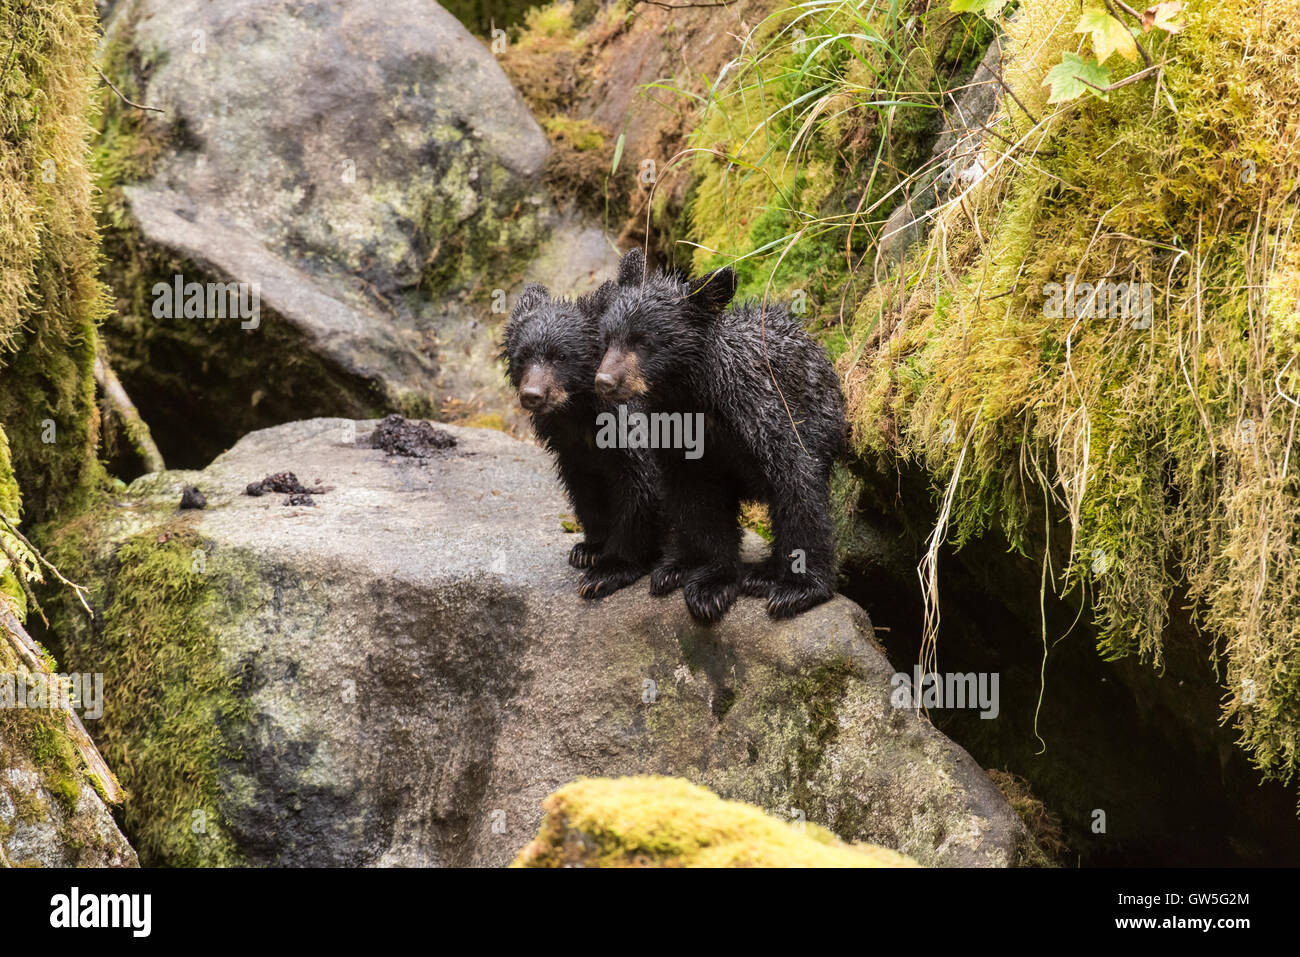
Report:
502,280,661,597
594,248,845,623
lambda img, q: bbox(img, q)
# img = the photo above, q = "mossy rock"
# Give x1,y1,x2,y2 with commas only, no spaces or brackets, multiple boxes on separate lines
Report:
0,618,137,867
42,417,1026,867
513,776,919,867
93,0,558,466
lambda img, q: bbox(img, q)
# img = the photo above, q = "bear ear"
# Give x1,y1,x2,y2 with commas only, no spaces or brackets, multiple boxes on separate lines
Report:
687,267,736,315
582,279,616,317
617,248,647,287
515,282,550,314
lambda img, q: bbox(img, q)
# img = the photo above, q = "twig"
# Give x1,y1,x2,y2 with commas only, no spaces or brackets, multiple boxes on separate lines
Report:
93,64,164,114
1075,64,1160,94
993,35,1041,128
94,350,166,474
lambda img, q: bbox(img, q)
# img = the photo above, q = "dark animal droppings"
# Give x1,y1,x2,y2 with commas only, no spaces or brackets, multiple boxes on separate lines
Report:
180,485,207,509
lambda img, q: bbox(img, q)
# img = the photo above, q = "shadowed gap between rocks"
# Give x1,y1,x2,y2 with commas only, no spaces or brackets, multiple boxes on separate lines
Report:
836,460,1300,867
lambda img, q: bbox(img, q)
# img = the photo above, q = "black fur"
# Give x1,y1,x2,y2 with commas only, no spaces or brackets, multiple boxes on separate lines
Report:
502,280,661,597
595,248,845,623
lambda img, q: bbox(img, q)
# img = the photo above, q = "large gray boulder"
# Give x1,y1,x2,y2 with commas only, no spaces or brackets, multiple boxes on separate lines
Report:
51,418,1027,867
100,0,616,458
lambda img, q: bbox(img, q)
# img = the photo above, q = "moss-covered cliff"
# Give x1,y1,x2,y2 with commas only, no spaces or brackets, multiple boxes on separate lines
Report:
837,0,1300,802
0,0,137,869
0,0,107,530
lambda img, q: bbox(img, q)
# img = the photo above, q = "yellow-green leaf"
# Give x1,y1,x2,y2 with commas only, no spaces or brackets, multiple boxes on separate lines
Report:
949,0,1010,16
1075,7,1139,64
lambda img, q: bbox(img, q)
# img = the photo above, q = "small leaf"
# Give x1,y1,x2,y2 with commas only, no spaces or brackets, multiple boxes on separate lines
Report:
1043,52,1113,103
1075,7,1139,64
1142,1,1184,33
610,132,626,176
949,0,1010,16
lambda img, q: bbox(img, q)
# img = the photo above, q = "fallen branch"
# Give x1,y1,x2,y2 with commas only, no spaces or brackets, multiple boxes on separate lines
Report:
0,604,123,805
95,350,166,474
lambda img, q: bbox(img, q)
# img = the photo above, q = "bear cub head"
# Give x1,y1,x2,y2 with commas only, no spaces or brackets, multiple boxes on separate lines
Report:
594,248,736,404
502,281,613,416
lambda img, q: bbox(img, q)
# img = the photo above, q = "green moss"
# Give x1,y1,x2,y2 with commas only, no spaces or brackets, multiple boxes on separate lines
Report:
684,5,992,322
441,0,543,35
512,775,919,867
788,661,852,812
12,789,48,826
543,115,605,151
988,769,1068,867
44,520,251,866
838,0,1300,801
0,0,109,525
498,2,582,116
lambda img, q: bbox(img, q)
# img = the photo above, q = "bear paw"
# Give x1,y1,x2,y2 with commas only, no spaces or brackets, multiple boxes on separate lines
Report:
650,560,689,596
684,570,739,625
568,540,604,569
766,580,833,619
578,560,645,599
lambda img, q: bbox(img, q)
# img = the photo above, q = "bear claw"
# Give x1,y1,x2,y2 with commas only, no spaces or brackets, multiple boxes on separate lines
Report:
684,575,739,625
650,561,689,596
766,581,832,619
579,561,645,599
568,540,603,569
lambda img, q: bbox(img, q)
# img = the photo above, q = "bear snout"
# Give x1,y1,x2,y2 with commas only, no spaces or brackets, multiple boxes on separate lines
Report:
520,363,561,411
595,349,647,400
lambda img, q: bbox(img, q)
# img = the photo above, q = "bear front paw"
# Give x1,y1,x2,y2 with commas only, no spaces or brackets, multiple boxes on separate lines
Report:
683,571,739,625
766,580,833,619
579,560,646,599
568,540,604,569
649,561,688,596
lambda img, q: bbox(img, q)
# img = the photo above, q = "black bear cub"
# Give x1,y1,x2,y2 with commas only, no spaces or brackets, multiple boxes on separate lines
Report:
594,249,844,623
502,280,661,597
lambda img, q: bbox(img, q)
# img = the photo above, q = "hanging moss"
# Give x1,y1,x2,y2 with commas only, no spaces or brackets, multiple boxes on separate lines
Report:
0,0,109,526
684,2,994,317
839,0,1300,801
